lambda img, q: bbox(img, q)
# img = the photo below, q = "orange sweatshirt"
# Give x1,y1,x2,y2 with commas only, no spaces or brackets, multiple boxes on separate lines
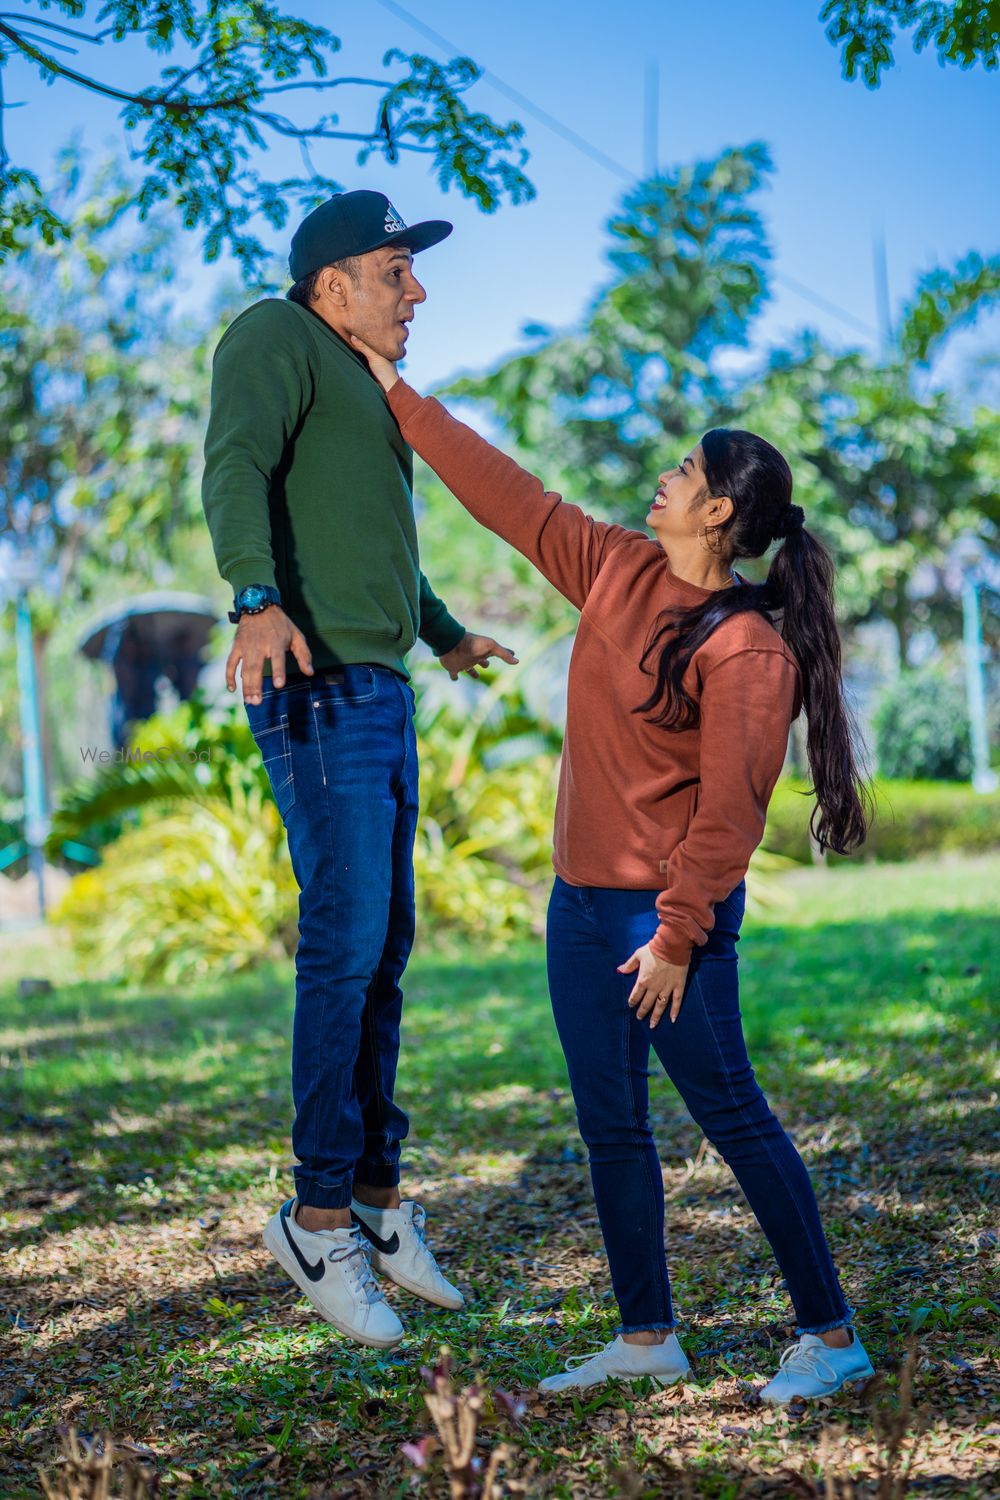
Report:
388,381,802,965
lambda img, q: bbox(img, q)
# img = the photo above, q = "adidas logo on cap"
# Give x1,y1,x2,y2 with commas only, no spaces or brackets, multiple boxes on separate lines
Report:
384,203,407,233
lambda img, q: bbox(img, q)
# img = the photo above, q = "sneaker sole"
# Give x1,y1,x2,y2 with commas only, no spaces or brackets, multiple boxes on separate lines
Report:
539,1365,689,1396
261,1220,404,1349
759,1362,875,1405
370,1252,465,1310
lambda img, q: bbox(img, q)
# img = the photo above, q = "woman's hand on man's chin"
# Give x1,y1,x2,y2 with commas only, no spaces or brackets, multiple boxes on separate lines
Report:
351,334,399,392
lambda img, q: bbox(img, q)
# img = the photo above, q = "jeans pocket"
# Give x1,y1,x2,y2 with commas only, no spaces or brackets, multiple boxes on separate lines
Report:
311,666,379,706
250,715,296,820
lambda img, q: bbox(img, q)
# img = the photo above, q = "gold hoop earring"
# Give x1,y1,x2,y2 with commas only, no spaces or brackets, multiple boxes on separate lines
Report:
700,525,722,555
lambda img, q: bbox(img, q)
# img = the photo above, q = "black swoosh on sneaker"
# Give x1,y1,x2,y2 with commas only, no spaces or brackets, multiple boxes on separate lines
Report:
351,1211,400,1256
279,1200,326,1282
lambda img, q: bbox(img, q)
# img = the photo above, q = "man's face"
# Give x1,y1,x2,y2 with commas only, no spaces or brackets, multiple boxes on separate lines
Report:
341,245,427,361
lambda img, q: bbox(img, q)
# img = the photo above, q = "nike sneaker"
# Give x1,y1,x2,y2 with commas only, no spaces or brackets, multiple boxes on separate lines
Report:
262,1198,404,1348
350,1199,465,1310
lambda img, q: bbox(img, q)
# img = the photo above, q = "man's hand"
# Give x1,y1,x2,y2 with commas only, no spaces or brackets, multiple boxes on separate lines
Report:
226,606,314,705
438,631,519,681
617,943,691,1028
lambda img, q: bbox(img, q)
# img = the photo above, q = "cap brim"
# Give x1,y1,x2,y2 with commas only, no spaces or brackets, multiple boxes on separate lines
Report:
382,220,453,254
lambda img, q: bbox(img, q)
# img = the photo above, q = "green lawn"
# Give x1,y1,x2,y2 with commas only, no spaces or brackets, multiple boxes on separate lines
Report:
1,854,997,1498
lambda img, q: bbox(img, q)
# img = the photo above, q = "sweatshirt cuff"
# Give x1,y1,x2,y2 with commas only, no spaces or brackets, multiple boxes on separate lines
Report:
422,613,466,657
386,378,423,427
226,558,279,593
649,927,694,967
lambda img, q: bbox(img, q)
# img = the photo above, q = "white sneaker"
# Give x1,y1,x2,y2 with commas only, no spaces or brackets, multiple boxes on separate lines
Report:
538,1334,690,1394
262,1199,404,1348
350,1199,465,1310
759,1331,875,1404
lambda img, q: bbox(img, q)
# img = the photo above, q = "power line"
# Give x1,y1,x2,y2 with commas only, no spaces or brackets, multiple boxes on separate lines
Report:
373,0,879,344
772,272,878,340
372,0,635,181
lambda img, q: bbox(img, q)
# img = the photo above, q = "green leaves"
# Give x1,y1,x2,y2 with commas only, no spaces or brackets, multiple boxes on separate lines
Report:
0,3,534,277
897,252,1000,365
821,1,1000,87
446,145,773,520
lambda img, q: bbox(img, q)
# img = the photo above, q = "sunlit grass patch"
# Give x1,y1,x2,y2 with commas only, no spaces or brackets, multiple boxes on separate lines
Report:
1,853,998,1497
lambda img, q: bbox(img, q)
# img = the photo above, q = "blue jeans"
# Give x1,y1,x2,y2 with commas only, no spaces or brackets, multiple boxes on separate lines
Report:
546,876,853,1336
245,665,418,1209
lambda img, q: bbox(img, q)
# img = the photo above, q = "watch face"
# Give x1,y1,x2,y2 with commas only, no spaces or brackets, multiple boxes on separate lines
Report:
241,585,267,609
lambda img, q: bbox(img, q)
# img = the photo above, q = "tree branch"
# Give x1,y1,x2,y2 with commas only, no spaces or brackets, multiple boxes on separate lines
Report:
0,12,109,46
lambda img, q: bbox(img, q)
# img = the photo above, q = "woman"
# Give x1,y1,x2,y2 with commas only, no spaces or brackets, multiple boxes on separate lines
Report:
351,333,875,1405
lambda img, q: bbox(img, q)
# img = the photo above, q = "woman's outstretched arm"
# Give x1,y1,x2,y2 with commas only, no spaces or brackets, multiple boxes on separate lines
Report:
352,338,635,611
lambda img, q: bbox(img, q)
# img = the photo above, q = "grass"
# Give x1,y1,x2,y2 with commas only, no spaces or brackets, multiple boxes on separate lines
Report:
1,852,998,1498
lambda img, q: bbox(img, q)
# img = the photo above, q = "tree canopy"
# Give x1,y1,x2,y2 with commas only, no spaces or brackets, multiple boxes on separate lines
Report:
446,148,1000,665
822,0,1000,86
0,1,533,277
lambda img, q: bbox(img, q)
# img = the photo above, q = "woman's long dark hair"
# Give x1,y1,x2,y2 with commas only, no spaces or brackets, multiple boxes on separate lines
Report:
636,427,871,855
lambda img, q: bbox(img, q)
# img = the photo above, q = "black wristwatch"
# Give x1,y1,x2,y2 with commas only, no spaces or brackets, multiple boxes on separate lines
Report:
229,584,282,623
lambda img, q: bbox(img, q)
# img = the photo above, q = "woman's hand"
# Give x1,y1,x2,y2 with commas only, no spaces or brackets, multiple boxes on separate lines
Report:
350,334,400,392
618,944,690,1028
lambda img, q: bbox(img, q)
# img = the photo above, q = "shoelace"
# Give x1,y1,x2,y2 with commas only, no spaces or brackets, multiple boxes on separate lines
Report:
327,1230,383,1305
564,1341,615,1370
776,1341,839,1383
408,1205,438,1269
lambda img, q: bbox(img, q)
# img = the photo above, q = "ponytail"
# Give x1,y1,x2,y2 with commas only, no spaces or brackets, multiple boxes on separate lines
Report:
636,428,871,855
767,526,871,853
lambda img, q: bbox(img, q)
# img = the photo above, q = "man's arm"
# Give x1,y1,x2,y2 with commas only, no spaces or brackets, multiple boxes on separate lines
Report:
417,571,518,681
417,571,466,658
202,300,317,700
202,300,317,592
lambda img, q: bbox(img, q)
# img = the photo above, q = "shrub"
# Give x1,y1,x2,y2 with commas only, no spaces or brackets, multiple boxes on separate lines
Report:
53,795,298,983
873,668,972,781
766,777,1000,864
48,670,565,977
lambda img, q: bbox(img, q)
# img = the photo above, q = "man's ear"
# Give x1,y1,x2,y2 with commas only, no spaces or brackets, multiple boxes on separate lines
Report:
318,265,349,307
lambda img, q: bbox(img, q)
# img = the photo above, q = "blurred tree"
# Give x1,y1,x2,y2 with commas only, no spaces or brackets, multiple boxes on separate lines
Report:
442,152,999,669
445,144,772,517
0,1,532,276
0,153,224,811
734,257,1000,663
821,1,1000,86
1,155,213,613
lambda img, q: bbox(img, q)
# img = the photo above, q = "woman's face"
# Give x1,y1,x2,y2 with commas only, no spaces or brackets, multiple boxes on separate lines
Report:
646,444,708,543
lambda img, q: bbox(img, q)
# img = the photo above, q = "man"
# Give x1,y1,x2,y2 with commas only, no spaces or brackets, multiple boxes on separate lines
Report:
201,190,516,1348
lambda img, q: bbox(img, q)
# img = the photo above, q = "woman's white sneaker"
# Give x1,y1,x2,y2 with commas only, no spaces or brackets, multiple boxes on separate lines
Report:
538,1334,690,1394
350,1199,465,1310
759,1331,874,1404
262,1199,404,1348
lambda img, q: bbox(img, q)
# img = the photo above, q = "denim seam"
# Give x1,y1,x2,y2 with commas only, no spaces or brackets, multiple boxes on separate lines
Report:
298,701,342,1201
693,966,849,1329
363,979,392,1164
628,1012,672,1328
360,677,409,1175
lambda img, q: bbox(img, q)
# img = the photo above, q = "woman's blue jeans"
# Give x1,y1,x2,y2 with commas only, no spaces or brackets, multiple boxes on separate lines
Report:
546,876,853,1336
245,664,418,1209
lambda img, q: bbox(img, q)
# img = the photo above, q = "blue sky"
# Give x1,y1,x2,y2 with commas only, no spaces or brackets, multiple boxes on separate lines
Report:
5,0,999,390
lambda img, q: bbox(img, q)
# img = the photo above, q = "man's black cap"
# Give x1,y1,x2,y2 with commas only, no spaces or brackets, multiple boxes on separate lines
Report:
289,190,452,281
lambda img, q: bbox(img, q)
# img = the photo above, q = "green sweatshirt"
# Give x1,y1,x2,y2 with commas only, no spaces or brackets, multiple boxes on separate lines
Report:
201,297,465,678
